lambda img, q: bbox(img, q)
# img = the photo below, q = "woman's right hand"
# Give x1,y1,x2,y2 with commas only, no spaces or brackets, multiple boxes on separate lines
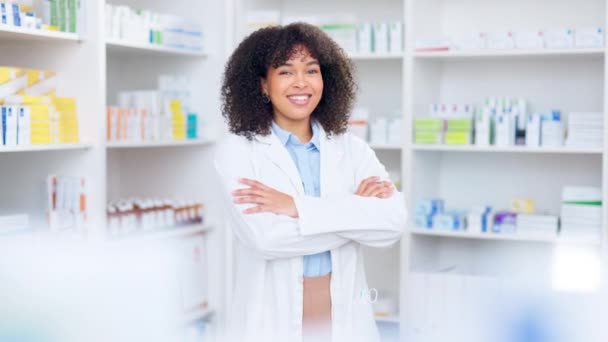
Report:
355,176,395,199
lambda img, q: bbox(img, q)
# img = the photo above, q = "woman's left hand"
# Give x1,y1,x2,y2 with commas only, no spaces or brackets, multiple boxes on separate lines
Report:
232,178,299,218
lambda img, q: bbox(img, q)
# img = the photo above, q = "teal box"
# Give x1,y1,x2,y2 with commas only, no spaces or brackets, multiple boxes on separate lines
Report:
187,113,198,139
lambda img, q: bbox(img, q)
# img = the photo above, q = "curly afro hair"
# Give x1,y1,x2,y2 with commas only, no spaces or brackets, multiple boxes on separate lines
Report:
221,22,357,140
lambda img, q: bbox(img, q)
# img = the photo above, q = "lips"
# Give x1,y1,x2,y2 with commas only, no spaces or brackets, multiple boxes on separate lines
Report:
287,94,311,106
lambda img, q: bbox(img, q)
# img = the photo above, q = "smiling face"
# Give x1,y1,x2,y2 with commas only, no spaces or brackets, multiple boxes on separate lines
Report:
261,45,324,127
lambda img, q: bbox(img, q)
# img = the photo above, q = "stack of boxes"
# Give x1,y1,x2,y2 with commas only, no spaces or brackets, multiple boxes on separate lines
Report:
566,112,603,148
0,0,84,33
540,111,564,147
0,67,79,147
561,186,603,242
108,75,200,144
414,117,443,144
466,206,493,233
106,4,204,51
415,98,584,149
45,0,84,33
416,104,475,145
416,27,605,52
170,99,186,140
445,117,473,146
515,214,559,239
414,199,444,229
47,174,87,232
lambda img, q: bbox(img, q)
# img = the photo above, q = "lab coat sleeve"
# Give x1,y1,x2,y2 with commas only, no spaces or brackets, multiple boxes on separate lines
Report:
214,137,350,260
293,135,407,247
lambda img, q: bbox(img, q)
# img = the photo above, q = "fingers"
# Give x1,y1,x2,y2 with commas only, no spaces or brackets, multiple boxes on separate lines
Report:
232,188,266,197
361,180,394,198
377,183,395,198
233,179,274,214
362,182,387,197
356,176,380,195
233,195,269,205
239,178,270,191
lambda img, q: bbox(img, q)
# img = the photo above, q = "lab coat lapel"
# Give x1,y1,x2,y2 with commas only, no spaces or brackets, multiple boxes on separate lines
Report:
319,127,344,197
257,133,305,194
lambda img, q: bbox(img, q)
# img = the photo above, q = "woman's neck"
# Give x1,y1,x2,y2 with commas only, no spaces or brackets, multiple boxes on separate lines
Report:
274,116,313,143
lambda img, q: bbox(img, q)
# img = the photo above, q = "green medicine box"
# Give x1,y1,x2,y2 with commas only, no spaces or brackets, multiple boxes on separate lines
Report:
414,118,444,131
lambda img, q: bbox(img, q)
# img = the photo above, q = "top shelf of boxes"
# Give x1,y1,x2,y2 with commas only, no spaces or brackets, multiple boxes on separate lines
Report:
105,4,205,58
244,12,404,59
0,1,82,42
413,47,604,60
415,29,605,60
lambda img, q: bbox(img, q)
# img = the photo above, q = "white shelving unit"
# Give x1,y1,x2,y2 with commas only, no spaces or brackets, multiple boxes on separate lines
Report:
0,1,230,340
104,0,228,339
402,0,607,340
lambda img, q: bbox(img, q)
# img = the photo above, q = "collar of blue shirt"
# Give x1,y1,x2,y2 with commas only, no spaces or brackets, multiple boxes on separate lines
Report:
271,120,321,150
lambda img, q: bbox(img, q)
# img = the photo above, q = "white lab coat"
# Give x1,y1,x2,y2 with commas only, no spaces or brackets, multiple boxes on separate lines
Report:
214,126,407,342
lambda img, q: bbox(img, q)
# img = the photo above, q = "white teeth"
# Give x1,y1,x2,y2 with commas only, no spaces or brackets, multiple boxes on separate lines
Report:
288,95,309,101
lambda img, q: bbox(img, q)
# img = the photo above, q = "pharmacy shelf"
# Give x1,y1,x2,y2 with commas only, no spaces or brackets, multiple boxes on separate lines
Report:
113,223,213,242
0,143,92,153
413,48,605,59
349,53,404,60
412,144,604,154
369,143,403,151
375,315,400,324
106,39,207,57
106,139,214,149
0,26,79,42
182,307,214,324
410,228,601,246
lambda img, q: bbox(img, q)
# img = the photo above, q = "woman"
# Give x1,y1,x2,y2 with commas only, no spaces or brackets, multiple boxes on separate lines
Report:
215,22,407,342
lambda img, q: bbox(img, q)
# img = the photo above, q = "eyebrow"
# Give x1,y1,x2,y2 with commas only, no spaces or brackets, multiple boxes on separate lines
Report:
280,60,320,67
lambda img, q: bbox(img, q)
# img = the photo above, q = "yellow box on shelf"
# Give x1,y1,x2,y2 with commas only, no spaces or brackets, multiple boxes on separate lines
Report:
20,70,57,96
0,67,27,99
42,25,60,32
52,97,80,143
511,199,535,214
414,118,444,131
444,131,472,145
170,99,186,140
19,4,34,13
414,131,443,144
29,104,53,120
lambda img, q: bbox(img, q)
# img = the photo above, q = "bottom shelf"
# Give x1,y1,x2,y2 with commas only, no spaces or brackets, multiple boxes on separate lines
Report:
111,223,212,242
410,228,601,246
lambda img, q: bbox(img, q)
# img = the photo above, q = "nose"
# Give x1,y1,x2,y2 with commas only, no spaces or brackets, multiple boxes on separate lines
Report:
293,71,308,88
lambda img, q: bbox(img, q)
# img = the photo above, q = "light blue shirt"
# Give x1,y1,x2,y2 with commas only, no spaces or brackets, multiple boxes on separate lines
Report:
271,121,332,277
